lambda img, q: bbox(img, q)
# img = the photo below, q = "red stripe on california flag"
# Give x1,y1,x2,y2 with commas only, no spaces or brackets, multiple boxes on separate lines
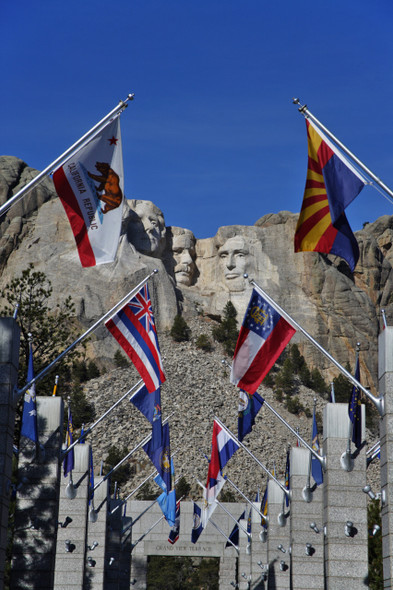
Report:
53,167,96,267
237,317,295,394
105,318,156,392
122,306,166,383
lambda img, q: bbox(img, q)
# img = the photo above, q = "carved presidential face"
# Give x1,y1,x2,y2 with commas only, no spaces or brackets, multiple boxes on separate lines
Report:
127,201,166,256
172,231,196,286
218,236,251,292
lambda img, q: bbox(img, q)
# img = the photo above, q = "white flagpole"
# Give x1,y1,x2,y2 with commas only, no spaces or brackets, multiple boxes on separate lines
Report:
223,475,268,525
249,276,384,416
0,94,134,219
93,413,174,492
62,380,144,458
213,417,290,498
208,518,239,553
293,98,393,203
222,358,325,467
15,269,158,401
195,478,249,536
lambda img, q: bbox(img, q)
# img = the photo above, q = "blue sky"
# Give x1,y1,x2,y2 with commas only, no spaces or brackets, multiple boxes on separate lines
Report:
2,1,393,239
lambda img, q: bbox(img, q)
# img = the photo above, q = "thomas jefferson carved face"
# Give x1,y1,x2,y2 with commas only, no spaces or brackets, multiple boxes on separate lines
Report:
218,236,251,292
172,230,196,286
127,200,166,257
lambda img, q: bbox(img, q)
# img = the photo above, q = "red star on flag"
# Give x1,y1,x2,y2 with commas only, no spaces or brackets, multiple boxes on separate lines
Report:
108,136,118,145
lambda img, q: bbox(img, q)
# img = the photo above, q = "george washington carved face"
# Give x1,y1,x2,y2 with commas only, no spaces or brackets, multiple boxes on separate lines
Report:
126,200,166,257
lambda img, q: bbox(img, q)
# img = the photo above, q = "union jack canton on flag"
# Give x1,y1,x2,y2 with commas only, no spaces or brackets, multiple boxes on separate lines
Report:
105,284,165,393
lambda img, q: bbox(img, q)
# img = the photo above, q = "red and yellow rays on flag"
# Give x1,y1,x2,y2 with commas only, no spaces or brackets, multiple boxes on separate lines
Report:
294,121,337,254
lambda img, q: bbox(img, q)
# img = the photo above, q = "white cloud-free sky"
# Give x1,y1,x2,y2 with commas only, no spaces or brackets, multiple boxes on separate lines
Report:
2,0,393,238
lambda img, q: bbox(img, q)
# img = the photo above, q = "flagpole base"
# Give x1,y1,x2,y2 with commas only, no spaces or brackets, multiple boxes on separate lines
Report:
89,507,98,522
65,481,77,499
259,530,267,543
340,451,354,472
277,512,287,527
302,486,313,503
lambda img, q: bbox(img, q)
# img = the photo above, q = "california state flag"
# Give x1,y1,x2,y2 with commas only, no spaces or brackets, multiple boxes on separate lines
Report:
53,117,124,267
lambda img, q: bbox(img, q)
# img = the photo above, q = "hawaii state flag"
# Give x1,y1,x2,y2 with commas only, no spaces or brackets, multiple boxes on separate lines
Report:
295,119,365,272
202,420,239,527
231,289,295,394
53,117,124,267
105,284,165,393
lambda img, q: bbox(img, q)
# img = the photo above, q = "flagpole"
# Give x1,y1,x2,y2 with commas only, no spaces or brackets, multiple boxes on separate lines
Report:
93,413,174,492
293,98,393,203
343,343,361,471
222,358,325,467
209,519,240,553
62,380,144,457
305,399,317,496
249,277,384,416
0,94,135,219
195,478,249,536
223,475,268,525
15,270,157,401
213,417,290,498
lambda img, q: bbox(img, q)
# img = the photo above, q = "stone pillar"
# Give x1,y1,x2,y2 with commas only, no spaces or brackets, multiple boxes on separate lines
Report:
53,443,90,590
323,403,368,589
0,317,19,589
379,326,393,588
105,497,131,590
289,446,324,590
84,477,109,590
11,396,64,590
266,480,290,589
237,517,251,590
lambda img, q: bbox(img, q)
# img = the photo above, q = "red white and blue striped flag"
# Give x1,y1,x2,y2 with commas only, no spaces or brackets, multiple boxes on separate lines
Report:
105,284,165,393
231,289,295,395
202,420,239,527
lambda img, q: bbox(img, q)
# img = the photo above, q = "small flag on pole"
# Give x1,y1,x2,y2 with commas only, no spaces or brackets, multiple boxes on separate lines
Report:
168,500,181,544
349,356,362,449
89,446,94,505
284,449,290,507
20,343,38,445
53,117,124,267
231,289,295,394
63,406,75,477
105,284,165,393
294,119,366,272
226,510,245,548
191,502,204,544
237,390,264,442
130,385,162,450
311,407,323,486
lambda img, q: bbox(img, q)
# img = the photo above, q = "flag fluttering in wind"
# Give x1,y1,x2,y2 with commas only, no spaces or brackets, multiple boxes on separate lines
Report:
237,390,264,442
191,502,204,544
143,422,172,492
294,119,366,272
260,485,268,528
53,117,124,267
130,385,162,450
231,289,295,394
284,449,290,508
225,510,245,548
155,457,176,526
349,356,362,449
168,500,181,544
105,284,165,393
63,406,75,477
89,446,94,505
311,407,323,486
20,343,38,445
202,420,239,527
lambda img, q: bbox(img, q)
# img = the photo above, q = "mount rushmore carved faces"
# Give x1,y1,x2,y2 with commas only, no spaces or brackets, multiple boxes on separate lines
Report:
126,199,166,257
170,228,196,286
217,235,252,292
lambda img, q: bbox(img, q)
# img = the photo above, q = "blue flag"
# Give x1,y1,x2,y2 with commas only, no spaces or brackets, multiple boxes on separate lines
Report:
63,406,75,477
191,502,204,544
311,408,323,486
130,385,162,450
238,390,264,442
89,446,94,505
226,510,245,548
157,489,176,527
247,506,252,542
143,422,171,491
168,500,181,544
348,357,362,449
260,486,268,528
284,449,290,507
20,344,38,444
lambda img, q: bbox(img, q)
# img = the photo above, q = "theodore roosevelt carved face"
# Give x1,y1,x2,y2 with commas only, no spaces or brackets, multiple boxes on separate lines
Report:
171,228,196,286
218,236,251,292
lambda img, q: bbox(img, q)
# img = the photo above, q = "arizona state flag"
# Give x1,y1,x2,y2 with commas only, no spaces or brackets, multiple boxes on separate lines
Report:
53,117,124,267
295,119,365,272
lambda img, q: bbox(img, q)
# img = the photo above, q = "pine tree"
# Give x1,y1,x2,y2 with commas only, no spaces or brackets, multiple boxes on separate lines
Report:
212,301,239,356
